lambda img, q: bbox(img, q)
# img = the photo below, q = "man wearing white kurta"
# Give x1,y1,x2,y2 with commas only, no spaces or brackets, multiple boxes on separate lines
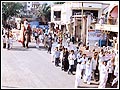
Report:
79,54,87,78
75,61,82,88
92,56,97,81
98,60,108,88
111,61,118,88
83,57,92,84
77,50,82,63
68,50,76,75
106,59,114,84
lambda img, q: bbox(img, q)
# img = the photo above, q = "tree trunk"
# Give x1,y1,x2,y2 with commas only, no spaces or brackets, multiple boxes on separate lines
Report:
41,15,46,24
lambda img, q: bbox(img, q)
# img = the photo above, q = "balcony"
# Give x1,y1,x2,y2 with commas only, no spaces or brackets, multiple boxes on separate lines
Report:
95,24,118,33
95,17,118,25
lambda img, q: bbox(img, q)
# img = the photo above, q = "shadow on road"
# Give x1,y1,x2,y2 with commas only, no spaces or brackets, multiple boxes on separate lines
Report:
37,46,47,51
90,82,99,85
2,85,19,88
78,86,98,88
9,45,47,51
9,46,30,51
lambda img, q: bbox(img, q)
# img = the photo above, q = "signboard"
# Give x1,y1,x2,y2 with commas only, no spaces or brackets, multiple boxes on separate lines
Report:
88,29,106,46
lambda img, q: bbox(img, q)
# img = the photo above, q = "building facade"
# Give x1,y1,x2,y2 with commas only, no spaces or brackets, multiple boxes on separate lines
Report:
50,1,110,45
95,1,118,50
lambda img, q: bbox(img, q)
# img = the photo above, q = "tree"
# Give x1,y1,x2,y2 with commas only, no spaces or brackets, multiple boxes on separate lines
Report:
37,3,51,24
53,2,65,4
2,2,23,26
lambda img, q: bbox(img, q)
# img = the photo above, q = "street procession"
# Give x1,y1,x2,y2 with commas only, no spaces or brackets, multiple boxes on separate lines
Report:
2,1,119,89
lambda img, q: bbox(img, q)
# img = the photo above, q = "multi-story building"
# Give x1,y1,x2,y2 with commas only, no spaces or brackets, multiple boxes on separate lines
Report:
20,2,41,16
95,1,118,50
50,1,110,45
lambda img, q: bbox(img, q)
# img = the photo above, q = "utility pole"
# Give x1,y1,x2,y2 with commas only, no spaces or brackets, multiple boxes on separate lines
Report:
81,2,84,44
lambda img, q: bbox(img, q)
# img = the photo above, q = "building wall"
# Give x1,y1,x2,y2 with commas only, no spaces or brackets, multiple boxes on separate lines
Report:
51,2,110,26
51,2,111,45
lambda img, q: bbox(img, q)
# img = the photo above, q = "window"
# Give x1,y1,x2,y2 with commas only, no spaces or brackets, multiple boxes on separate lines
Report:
54,11,61,18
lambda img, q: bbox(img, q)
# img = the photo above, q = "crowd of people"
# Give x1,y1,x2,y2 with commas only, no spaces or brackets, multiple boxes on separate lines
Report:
49,39,118,88
2,19,118,89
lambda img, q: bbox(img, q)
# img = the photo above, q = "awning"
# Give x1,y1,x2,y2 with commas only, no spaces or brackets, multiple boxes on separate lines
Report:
110,6,118,18
108,3,118,18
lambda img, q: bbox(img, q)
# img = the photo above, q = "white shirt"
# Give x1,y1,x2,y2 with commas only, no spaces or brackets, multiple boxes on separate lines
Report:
85,60,92,76
92,58,97,70
24,20,28,29
77,53,82,62
76,63,82,76
2,37,7,43
107,60,114,73
68,53,76,65
80,57,87,69
99,64,108,79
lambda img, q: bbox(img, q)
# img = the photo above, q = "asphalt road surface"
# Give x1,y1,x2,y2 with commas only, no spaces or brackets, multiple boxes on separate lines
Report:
1,41,105,89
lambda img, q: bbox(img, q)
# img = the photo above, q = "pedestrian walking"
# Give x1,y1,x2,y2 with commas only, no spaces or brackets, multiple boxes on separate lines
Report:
61,48,65,70
9,34,14,49
79,54,87,78
98,60,108,88
68,50,76,75
63,48,69,71
75,61,82,88
66,37,70,46
83,57,92,85
106,58,114,84
2,35,7,48
91,55,98,81
54,47,61,67
77,50,82,63
47,40,53,54
111,63,118,88
44,34,48,48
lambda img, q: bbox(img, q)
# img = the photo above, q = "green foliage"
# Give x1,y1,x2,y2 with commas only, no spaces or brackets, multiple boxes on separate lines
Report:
2,2,23,21
37,3,51,23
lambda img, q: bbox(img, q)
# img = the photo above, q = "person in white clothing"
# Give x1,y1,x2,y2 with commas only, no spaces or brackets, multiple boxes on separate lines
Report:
9,35,13,49
24,19,28,30
98,52,106,81
83,57,92,84
2,35,7,48
92,55,98,81
75,61,82,88
68,50,76,75
79,54,87,78
106,59,114,84
77,50,82,63
111,60,118,88
98,60,108,88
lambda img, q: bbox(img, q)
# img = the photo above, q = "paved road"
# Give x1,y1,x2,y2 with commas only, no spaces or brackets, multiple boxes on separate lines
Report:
2,41,99,89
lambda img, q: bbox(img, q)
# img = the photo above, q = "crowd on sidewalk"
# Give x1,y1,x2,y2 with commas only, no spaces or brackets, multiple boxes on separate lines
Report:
2,20,118,88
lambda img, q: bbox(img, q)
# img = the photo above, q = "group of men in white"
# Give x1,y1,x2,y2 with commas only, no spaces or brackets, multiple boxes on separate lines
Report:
50,41,118,88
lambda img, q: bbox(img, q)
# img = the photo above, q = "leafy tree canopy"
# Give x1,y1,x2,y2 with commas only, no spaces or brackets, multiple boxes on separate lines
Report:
2,2,23,22
37,3,51,24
